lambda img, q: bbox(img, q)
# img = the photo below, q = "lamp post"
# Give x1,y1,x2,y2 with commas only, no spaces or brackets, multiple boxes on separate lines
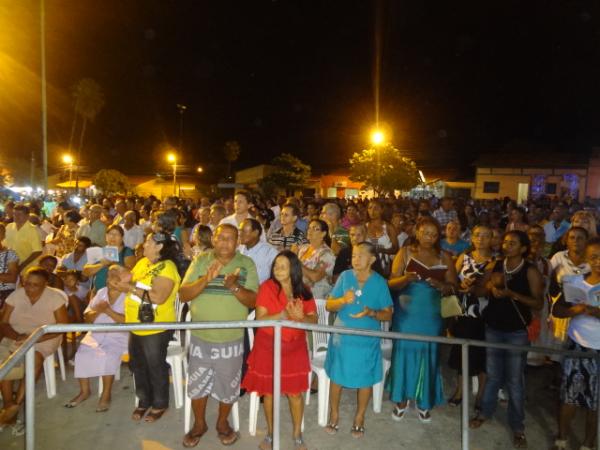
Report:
62,154,74,189
167,153,177,196
371,130,385,198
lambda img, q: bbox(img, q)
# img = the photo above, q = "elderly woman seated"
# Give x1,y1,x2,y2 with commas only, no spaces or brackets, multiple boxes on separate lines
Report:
0,266,68,426
65,265,129,412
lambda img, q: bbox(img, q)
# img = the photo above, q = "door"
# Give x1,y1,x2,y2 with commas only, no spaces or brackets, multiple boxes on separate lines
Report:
517,183,529,204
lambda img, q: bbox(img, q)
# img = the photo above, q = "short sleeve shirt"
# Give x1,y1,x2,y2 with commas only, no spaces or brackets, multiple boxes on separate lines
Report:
183,251,259,343
0,249,18,291
6,287,65,334
124,258,181,336
3,222,42,270
255,279,316,341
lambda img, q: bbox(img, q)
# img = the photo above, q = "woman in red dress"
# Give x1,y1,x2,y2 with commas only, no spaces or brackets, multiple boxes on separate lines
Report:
242,250,318,450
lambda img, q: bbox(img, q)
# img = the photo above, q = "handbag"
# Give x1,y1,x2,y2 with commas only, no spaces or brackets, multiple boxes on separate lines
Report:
137,290,155,323
441,293,463,318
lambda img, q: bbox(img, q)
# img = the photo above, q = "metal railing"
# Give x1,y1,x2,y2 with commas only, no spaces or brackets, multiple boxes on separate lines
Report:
0,320,598,450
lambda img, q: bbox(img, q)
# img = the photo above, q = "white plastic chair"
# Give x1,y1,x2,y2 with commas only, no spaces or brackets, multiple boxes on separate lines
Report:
183,311,253,434
372,320,392,413
305,299,330,427
97,356,123,396
42,346,67,398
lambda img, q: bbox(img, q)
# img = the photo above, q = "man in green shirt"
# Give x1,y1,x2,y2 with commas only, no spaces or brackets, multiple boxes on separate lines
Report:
75,204,106,246
179,223,258,447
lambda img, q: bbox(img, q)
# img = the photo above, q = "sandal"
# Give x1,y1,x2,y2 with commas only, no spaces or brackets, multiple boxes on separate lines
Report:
513,432,527,448
217,429,240,446
324,422,339,435
391,404,408,422
550,438,568,450
182,425,208,448
95,401,110,413
417,408,431,423
448,397,462,407
350,425,365,439
144,408,167,423
292,435,308,450
258,434,273,450
131,407,149,421
469,415,487,429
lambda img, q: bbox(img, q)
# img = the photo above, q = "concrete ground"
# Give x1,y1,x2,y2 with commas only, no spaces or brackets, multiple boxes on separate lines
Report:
0,347,589,450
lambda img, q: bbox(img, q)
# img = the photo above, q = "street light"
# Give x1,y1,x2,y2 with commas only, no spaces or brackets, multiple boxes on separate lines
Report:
370,129,386,198
62,154,74,187
196,167,203,173
167,153,177,196
371,130,385,145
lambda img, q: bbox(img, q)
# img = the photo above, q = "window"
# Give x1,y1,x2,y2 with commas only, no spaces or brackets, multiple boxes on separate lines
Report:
483,181,500,193
545,183,557,195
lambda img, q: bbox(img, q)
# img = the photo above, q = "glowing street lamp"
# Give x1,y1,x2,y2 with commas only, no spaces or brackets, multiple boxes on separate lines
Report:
371,130,385,145
62,154,74,187
196,166,203,173
167,153,177,196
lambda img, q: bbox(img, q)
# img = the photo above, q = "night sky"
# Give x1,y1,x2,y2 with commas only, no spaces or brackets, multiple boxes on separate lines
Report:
2,0,600,183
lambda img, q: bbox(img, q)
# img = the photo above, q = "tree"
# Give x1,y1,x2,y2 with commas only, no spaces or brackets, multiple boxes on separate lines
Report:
72,78,105,163
259,153,311,196
93,169,130,195
349,144,421,195
223,140,241,180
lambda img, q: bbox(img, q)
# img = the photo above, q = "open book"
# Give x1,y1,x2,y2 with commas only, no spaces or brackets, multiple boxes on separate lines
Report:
405,257,447,282
86,246,120,264
562,275,600,307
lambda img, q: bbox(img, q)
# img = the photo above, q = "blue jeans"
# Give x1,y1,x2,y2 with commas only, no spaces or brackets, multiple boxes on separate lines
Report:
480,326,529,433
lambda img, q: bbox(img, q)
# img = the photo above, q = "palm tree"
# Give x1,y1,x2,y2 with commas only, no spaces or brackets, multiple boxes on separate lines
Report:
223,140,241,180
72,78,105,167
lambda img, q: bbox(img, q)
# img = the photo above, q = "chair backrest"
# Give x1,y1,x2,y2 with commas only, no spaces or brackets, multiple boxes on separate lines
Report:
184,310,191,349
312,299,330,357
247,310,256,350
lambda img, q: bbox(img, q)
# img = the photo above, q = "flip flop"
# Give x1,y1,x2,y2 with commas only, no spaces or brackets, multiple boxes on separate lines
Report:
217,429,240,446
324,422,339,435
95,402,110,413
350,425,365,439
182,426,208,448
469,415,487,429
131,407,149,421
513,432,527,448
391,404,408,422
144,408,167,423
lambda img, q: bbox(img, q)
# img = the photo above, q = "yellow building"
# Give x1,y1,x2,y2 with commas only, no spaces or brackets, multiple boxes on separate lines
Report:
474,151,593,203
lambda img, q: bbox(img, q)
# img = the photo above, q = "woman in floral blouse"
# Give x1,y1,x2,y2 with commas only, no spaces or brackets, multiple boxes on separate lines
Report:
297,219,336,299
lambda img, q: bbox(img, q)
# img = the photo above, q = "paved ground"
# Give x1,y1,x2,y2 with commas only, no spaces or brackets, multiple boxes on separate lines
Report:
0,346,590,450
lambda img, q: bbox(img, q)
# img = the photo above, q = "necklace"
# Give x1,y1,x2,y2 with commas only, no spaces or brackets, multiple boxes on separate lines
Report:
504,258,524,275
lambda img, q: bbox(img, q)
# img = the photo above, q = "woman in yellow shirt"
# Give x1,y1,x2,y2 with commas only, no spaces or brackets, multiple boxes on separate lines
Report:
111,232,181,423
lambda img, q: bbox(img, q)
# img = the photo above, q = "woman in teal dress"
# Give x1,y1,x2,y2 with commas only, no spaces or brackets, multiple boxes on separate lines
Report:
324,242,393,438
387,217,458,423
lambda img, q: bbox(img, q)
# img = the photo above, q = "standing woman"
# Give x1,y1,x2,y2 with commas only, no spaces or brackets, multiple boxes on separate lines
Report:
83,225,135,293
470,231,544,449
297,220,336,300
324,242,393,438
387,217,458,422
51,210,81,258
112,232,181,423
447,225,495,409
365,201,399,278
241,250,317,450
0,223,19,310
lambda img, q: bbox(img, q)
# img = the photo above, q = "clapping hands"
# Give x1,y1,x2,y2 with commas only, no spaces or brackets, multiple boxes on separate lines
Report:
205,261,224,282
285,299,304,321
350,306,374,319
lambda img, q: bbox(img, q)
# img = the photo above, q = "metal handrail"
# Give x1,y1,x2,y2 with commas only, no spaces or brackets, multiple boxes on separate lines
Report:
0,320,598,450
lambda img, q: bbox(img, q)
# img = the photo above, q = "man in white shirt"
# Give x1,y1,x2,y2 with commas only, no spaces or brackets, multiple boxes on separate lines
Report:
544,205,570,244
238,218,278,284
122,210,144,250
219,191,254,228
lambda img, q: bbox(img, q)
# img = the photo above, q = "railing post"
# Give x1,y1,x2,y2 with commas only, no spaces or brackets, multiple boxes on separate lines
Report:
273,324,282,450
461,343,470,450
596,354,600,450
25,346,35,450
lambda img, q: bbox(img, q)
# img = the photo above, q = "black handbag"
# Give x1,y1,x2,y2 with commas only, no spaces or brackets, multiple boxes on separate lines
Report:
137,290,155,323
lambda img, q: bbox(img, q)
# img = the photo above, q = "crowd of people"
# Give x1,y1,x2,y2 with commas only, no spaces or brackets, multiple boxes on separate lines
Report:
0,190,598,449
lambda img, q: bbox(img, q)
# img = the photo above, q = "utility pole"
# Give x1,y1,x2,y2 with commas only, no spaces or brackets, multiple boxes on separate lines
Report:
40,0,48,190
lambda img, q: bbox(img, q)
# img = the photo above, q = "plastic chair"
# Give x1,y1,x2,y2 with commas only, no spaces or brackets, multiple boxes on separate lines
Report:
305,299,330,427
183,311,253,434
97,356,124,396
372,320,392,413
42,353,58,398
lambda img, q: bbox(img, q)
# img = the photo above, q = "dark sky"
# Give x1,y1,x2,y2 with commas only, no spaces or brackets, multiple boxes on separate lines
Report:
2,0,600,183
